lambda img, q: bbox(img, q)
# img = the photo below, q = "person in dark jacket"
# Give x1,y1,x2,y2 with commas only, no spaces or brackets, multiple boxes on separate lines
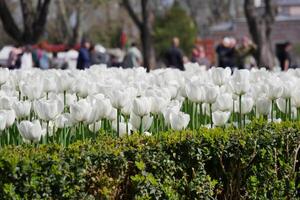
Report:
76,40,91,70
165,37,184,71
216,37,237,68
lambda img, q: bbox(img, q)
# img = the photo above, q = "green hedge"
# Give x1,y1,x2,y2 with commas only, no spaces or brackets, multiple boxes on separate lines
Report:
0,121,299,199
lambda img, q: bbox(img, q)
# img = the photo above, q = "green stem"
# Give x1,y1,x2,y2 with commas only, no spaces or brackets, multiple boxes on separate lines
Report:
117,109,120,137
209,103,213,128
239,95,242,128
139,116,143,135
271,100,274,122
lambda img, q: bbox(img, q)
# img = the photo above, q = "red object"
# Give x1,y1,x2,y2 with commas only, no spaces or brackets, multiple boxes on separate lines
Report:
196,39,215,64
120,31,127,49
32,41,81,52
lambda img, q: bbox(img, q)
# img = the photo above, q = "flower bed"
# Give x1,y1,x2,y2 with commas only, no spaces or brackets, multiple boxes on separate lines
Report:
0,122,299,199
1,66,300,146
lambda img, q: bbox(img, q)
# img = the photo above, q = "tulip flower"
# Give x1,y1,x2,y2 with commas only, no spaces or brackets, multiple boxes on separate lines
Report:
256,97,271,117
12,101,31,119
19,80,44,100
235,96,254,115
0,113,6,131
33,99,64,121
211,67,231,86
112,121,132,137
185,82,206,103
70,99,92,122
2,110,15,128
130,112,153,134
132,97,152,117
169,111,190,131
55,113,74,128
212,111,231,127
214,93,233,112
18,120,44,143
0,68,9,85
88,121,102,133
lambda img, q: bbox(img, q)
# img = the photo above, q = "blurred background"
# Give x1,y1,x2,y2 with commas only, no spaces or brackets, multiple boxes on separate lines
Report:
0,0,299,71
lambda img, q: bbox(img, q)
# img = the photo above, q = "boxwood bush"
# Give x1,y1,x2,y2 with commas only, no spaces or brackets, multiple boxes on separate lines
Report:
0,121,299,199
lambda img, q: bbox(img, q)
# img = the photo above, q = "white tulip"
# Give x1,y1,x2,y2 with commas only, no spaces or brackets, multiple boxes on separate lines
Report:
33,99,64,121
0,96,15,110
55,113,74,128
256,97,271,116
281,81,293,99
204,84,219,104
0,68,9,85
70,99,92,122
170,111,190,131
212,111,231,126
130,113,153,133
276,98,288,113
211,67,231,86
109,89,131,109
112,121,132,137
235,96,254,114
230,70,251,95
88,121,102,133
266,78,283,100
0,112,7,131
12,101,31,119
185,82,206,103
214,93,233,112
43,76,57,93
20,81,44,100
55,72,73,92
150,95,169,115
132,97,151,117
18,120,44,142
292,88,300,108
106,108,117,121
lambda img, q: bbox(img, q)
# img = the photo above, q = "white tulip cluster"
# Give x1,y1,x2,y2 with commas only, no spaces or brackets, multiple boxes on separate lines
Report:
0,64,300,145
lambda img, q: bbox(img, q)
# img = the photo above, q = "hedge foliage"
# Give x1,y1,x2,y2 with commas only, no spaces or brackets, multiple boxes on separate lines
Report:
0,121,300,200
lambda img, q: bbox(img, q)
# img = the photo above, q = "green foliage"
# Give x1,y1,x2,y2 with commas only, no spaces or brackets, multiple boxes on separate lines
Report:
0,122,300,199
153,3,198,58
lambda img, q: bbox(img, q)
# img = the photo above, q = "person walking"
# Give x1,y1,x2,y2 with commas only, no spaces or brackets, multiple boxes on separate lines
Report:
278,42,293,71
122,42,143,68
76,40,91,70
165,37,185,71
236,36,257,69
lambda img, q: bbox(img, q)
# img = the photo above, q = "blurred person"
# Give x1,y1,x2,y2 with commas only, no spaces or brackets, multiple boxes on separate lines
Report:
39,49,50,70
165,37,184,70
76,40,91,70
191,44,211,68
216,37,237,68
90,45,109,66
122,42,143,68
278,42,293,71
236,36,257,69
51,52,68,69
20,46,33,69
7,45,22,69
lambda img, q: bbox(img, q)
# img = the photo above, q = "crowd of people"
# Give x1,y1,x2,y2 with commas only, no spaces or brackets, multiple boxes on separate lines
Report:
0,36,295,71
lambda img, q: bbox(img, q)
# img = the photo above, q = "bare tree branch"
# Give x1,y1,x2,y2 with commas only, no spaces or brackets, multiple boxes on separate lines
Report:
0,0,22,42
122,0,142,29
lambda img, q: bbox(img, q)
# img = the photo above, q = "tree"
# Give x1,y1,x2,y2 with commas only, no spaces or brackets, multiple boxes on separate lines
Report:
55,0,84,45
0,0,51,44
154,4,197,58
244,0,278,68
122,0,155,71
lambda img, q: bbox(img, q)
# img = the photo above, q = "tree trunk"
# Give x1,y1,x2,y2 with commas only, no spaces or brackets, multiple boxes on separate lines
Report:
123,0,156,71
0,0,51,44
57,0,73,43
244,0,277,69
